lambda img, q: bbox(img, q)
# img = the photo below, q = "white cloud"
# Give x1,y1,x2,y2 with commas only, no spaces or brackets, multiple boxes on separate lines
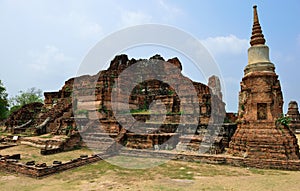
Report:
118,1,183,27
201,35,248,55
121,11,152,26
29,45,74,72
157,0,183,20
158,0,181,13
67,12,102,39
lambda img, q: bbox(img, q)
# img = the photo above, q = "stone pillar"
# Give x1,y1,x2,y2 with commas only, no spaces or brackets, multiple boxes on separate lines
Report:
208,75,222,100
208,75,225,124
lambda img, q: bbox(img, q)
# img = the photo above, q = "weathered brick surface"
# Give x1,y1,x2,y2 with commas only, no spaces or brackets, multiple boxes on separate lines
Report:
4,102,43,130
2,54,228,152
0,154,107,177
286,101,300,132
72,54,226,151
228,73,300,160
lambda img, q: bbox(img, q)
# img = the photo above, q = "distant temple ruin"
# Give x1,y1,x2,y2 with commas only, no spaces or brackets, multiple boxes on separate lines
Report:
287,101,300,133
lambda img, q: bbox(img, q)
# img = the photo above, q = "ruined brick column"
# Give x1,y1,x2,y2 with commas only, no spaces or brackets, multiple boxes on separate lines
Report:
228,5,300,160
287,101,300,132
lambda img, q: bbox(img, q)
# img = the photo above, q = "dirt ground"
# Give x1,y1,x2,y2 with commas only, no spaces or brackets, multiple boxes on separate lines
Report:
1,146,300,191
1,136,300,191
1,158,300,191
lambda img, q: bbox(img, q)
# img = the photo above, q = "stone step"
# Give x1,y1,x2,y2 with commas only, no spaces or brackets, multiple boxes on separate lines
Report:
83,140,115,151
83,132,118,137
82,136,115,142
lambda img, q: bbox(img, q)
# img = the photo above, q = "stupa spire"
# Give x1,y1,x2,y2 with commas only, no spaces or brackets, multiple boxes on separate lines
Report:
250,5,266,46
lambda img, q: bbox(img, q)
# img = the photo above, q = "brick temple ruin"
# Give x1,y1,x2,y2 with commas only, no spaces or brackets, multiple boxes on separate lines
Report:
228,5,300,160
287,101,300,133
3,54,228,152
1,5,300,177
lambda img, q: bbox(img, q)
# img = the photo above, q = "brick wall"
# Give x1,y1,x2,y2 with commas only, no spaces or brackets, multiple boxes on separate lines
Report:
0,153,111,177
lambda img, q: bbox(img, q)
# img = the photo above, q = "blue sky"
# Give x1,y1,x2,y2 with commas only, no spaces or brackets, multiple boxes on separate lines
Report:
0,0,299,112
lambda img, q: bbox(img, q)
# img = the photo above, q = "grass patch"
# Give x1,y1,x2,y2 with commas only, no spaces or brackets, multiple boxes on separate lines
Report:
39,134,53,139
248,168,289,175
0,171,8,176
130,109,150,114
71,160,121,174
158,163,195,180
151,185,182,191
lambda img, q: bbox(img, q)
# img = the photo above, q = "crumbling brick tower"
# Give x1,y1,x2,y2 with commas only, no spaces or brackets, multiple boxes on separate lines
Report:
286,101,300,132
228,6,300,160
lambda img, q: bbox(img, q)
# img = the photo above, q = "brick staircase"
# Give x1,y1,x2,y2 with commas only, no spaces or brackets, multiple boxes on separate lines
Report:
81,132,117,152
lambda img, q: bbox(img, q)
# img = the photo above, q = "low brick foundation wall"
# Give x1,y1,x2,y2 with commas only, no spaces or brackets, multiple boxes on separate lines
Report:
0,144,17,150
0,153,111,178
1,149,300,178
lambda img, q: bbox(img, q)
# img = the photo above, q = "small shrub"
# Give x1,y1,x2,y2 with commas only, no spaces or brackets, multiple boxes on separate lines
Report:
75,109,88,116
276,114,291,127
241,104,245,111
65,86,72,93
98,105,108,114
167,90,174,95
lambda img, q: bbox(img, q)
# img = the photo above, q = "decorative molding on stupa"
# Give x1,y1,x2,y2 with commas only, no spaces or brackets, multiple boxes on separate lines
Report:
245,5,275,75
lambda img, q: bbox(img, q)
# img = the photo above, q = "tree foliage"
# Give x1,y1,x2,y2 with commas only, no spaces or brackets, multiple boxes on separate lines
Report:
9,87,43,113
0,80,9,120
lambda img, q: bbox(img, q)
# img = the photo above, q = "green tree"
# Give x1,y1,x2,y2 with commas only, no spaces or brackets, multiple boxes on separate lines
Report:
9,87,43,113
0,80,9,120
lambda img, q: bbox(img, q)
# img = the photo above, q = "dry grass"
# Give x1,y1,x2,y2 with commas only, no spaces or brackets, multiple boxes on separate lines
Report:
1,141,300,191
0,153,300,191
0,145,93,165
